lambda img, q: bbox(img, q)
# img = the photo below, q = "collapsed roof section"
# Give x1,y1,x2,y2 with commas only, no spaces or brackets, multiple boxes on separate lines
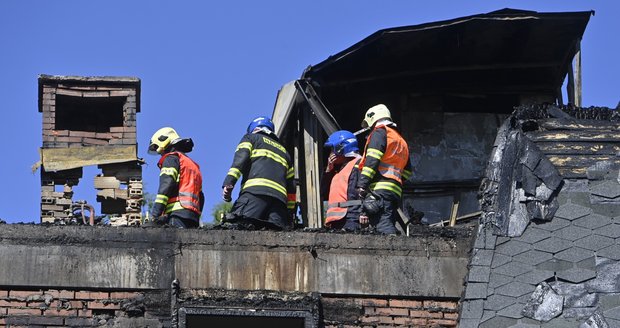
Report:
305,8,592,110
274,9,592,228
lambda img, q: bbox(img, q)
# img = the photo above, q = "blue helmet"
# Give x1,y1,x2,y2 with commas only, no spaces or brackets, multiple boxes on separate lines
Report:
247,116,275,134
324,130,359,156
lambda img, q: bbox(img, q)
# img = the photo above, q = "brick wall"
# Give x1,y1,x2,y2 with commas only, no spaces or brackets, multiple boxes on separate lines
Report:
322,296,459,328
0,287,162,327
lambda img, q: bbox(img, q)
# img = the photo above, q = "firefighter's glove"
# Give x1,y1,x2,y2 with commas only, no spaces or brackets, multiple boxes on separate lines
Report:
359,212,369,226
325,153,338,173
222,185,234,202
356,187,368,199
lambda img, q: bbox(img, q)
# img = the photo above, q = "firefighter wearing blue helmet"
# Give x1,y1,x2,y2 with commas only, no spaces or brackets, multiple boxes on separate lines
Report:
222,116,296,230
321,130,362,231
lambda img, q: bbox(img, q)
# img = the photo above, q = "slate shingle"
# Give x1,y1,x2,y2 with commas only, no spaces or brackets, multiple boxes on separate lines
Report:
535,218,571,232
515,227,552,244
515,269,555,285
554,225,593,241
554,247,595,263
554,202,592,221
497,240,534,256
596,244,620,261
593,223,620,238
514,250,554,265
497,303,525,319
484,294,518,311
574,234,614,251
573,213,613,230
556,268,596,283
495,262,534,277
536,258,573,272
489,272,514,288
496,282,536,297
533,237,573,254
590,180,620,199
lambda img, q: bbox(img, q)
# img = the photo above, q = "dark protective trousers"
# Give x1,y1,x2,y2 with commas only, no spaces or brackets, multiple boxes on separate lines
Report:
229,192,290,230
368,189,400,235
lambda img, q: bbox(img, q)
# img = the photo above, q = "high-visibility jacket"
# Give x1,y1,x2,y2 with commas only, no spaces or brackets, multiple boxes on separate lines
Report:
325,157,361,226
157,152,203,215
357,123,412,197
223,132,296,209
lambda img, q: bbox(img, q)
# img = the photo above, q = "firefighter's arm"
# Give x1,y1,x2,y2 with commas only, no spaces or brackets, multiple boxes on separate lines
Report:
357,128,387,189
152,155,180,218
223,135,253,187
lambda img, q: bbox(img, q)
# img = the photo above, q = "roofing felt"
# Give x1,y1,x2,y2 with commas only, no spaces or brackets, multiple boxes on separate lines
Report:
461,104,620,327
305,9,592,96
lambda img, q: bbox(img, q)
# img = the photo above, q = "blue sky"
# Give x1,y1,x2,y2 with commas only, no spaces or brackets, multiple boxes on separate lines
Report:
0,1,618,224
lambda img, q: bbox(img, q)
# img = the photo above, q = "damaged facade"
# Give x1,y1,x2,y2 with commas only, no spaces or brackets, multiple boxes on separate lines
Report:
37,75,143,226
0,8,617,328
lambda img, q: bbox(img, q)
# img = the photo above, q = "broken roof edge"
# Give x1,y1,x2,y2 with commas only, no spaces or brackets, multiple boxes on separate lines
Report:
38,74,141,84
308,8,593,75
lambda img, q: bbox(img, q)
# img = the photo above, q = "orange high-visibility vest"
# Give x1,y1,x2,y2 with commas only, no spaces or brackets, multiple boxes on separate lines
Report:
158,152,203,215
359,125,409,184
325,158,359,226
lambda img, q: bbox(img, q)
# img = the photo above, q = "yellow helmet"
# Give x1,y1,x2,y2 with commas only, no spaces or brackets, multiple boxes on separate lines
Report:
148,127,181,155
361,104,392,128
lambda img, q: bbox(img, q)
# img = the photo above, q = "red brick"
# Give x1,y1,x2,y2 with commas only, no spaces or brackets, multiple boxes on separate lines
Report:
56,136,83,143
78,309,92,317
423,300,458,310
69,131,96,138
87,301,119,310
7,308,42,315
0,290,8,298
375,307,409,316
56,88,83,97
410,310,430,318
429,319,457,327
444,312,459,320
44,308,77,316
9,291,41,300
110,90,134,97
389,299,423,308
410,318,428,326
364,307,376,315
0,308,6,315
83,91,110,97
109,292,139,299
377,316,393,324
123,132,136,139
82,138,109,145
361,298,388,307
53,130,70,136
95,132,112,139
75,291,108,300
46,289,74,299
110,127,124,133
360,316,380,323
69,300,84,309
0,299,26,307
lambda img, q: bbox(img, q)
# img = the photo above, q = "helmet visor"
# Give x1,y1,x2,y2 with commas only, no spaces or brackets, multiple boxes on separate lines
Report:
147,143,160,155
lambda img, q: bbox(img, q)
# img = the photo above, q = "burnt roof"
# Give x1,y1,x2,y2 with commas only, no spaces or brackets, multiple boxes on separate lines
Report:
304,8,592,96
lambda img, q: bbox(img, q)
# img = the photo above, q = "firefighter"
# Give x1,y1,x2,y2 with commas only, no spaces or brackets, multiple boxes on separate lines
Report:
148,127,204,228
356,104,412,235
321,130,362,231
222,116,295,230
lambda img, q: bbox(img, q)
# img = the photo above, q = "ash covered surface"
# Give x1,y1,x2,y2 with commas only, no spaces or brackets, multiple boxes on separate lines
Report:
513,103,619,122
178,289,319,311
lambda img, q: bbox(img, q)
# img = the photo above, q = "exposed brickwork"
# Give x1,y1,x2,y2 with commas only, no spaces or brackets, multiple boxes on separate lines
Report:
0,287,145,327
323,296,459,328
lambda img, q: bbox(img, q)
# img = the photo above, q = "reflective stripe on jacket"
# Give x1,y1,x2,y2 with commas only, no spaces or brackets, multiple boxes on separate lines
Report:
223,132,296,208
158,152,203,215
358,124,410,196
325,158,360,226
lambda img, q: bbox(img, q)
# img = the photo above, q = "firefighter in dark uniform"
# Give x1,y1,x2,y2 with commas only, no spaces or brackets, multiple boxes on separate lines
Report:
148,127,204,228
356,104,412,235
321,130,362,231
222,116,295,230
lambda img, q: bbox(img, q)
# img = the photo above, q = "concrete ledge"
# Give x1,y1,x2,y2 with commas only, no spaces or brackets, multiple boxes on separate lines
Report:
0,225,474,297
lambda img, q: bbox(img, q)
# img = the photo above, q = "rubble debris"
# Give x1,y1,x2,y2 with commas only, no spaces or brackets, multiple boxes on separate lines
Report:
580,311,610,328
522,282,564,322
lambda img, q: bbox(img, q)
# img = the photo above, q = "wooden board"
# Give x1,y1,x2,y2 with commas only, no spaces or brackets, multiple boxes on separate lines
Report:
41,145,137,171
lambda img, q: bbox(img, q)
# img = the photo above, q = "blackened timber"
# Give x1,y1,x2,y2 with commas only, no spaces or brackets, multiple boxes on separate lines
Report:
535,142,620,155
527,130,620,142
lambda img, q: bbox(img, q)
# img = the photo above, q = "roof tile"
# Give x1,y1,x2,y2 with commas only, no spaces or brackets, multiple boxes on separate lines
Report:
533,237,573,253
573,213,613,230
554,202,592,221
554,247,595,263
590,180,620,199
574,234,614,251
556,268,596,283
496,282,536,297
513,250,554,265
